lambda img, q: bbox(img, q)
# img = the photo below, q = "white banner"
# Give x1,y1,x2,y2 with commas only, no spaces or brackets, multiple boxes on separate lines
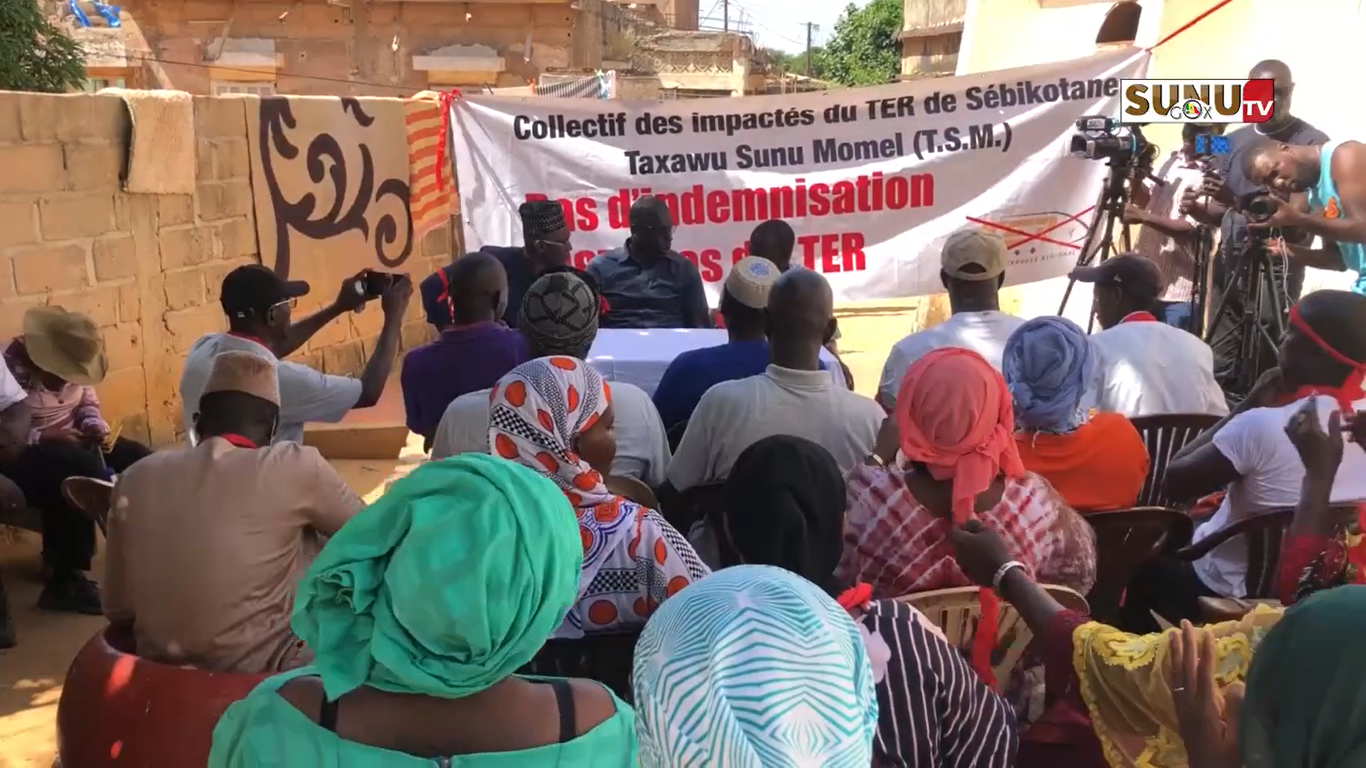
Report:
451,49,1148,303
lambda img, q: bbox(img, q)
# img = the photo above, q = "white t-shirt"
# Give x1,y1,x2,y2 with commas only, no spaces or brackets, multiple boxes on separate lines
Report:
179,333,363,444
878,311,1026,406
0,358,27,411
429,381,671,487
1193,395,1366,596
1091,321,1229,418
667,364,884,490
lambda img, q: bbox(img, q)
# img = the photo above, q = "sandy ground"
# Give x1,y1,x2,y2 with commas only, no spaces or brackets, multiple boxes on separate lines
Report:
0,299,921,766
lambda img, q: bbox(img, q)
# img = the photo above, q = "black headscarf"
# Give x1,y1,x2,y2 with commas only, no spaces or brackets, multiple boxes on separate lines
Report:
722,435,847,594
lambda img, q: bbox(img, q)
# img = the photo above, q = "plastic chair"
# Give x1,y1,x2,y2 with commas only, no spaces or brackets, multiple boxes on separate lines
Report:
1130,413,1221,508
56,625,267,767
1171,508,1300,599
899,585,1089,694
1084,506,1194,623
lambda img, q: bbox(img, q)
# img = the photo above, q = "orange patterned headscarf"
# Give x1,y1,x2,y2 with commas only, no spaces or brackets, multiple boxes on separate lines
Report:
894,347,1026,523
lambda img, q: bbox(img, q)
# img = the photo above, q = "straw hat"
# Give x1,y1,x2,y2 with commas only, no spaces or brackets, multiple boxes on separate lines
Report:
23,306,107,386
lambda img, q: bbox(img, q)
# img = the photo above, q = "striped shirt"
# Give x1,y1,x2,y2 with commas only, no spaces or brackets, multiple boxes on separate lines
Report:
857,599,1018,766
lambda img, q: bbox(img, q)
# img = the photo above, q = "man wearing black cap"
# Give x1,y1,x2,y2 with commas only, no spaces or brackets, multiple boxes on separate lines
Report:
478,199,574,327
1070,254,1227,417
179,265,413,444
586,196,711,329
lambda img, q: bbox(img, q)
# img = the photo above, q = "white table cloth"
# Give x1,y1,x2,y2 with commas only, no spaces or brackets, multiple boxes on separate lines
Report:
586,329,846,397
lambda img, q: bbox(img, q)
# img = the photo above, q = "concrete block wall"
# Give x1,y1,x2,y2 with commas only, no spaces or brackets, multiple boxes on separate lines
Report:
0,91,448,446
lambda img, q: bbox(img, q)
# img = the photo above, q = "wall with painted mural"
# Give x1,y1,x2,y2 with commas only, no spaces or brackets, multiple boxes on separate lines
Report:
0,91,452,445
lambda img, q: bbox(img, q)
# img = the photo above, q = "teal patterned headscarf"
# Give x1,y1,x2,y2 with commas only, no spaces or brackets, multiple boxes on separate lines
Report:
291,454,582,701
631,566,878,766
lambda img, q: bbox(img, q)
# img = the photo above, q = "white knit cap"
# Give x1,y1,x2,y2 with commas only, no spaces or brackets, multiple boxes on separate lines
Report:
724,257,781,309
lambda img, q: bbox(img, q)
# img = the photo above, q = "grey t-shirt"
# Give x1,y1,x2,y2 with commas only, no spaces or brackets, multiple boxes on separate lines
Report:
179,333,363,444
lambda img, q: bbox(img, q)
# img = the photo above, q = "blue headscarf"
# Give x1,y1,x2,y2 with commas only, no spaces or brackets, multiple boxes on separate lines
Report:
1001,316,1096,434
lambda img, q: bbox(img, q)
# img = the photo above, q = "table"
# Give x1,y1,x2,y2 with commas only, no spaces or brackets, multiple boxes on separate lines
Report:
586,329,846,397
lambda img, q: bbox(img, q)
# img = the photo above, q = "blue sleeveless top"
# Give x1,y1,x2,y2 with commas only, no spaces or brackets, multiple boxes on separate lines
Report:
1307,140,1366,294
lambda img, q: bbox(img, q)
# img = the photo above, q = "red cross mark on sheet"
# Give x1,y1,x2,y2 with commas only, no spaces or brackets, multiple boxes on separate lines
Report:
965,206,1095,255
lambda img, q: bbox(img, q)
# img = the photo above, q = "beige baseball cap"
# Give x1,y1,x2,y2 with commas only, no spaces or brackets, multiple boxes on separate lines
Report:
724,257,781,309
941,230,1007,281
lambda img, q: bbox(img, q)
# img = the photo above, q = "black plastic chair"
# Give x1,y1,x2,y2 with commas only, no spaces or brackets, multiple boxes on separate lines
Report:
1085,506,1194,623
1130,413,1222,508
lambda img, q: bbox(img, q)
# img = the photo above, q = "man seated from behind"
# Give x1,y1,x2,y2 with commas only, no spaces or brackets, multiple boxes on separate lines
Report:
666,269,883,492
1075,254,1229,417
1124,289,1366,631
180,265,412,444
652,257,780,431
877,230,1025,410
402,253,528,451
430,271,671,487
105,352,364,673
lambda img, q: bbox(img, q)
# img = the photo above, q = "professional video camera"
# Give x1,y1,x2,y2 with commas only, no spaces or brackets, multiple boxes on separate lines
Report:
1058,117,1161,325
1238,188,1279,225
1067,116,1159,168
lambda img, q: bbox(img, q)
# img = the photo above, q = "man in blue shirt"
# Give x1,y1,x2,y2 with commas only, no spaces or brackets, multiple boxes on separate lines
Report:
1241,137,1366,295
478,200,574,327
652,257,779,432
587,196,711,329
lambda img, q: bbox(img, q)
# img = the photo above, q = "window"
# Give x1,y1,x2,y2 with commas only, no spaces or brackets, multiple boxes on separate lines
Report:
212,81,276,96
82,77,125,92
1095,1,1142,44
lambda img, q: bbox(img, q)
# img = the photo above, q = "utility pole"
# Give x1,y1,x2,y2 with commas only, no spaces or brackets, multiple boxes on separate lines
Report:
722,0,728,32
804,22,817,77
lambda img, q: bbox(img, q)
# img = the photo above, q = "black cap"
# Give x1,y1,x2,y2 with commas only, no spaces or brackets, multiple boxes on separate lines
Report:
419,265,455,326
1068,254,1162,301
220,265,311,319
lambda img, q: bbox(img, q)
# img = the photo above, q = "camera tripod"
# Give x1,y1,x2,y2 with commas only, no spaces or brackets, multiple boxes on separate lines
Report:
1187,224,1215,338
1058,157,1135,330
1203,237,1289,402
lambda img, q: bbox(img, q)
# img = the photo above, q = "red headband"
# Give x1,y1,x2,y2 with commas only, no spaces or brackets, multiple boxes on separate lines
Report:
1283,302,1366,411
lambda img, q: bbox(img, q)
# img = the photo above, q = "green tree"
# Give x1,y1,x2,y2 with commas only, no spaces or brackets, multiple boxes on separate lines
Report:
0,1,88,93
761,46,827,79
818,0,901,87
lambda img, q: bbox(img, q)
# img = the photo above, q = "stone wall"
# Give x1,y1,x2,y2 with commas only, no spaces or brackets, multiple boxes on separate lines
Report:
0,91,448,446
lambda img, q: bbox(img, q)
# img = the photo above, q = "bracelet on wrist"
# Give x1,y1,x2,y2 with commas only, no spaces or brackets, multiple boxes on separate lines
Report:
865,452,887,468
991,561,1027,593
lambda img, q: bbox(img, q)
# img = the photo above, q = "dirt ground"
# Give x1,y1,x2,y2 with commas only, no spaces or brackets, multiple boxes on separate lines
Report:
0,299,921,766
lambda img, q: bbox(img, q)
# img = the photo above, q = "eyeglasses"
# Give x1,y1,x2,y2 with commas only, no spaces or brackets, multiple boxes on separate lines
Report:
268,297,298,311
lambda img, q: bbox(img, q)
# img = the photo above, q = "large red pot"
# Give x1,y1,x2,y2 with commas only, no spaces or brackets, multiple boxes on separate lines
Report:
56,625,267,767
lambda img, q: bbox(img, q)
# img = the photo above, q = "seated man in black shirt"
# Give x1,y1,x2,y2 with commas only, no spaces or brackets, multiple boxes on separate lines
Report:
479,200,574,327
1182,58,1329,386
586,196,711,329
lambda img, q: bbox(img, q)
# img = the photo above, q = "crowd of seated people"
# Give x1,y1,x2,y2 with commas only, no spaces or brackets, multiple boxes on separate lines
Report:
26,180,1366,768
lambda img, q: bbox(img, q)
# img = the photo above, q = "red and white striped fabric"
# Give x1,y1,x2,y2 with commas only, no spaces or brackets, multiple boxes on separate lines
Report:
404,92,456,238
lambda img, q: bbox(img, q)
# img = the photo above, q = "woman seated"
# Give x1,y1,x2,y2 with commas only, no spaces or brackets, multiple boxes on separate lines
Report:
720,434,1020,766
488,356,709,637
208,455,638,766
840,347,1096,599
632,565,879,766
1002,317,1149,512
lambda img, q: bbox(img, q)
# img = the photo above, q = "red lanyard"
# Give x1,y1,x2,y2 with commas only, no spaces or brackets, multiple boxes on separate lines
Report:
1120,311,1158,323
217,433,258,449
227,331,267,346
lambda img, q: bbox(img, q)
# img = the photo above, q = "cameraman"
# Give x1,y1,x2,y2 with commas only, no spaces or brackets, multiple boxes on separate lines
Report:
1180,59,1329,383
1123,123,1225,330
1240,138,1366,295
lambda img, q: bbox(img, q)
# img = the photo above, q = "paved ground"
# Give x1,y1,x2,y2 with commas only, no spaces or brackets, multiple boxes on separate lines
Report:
0,300,921,766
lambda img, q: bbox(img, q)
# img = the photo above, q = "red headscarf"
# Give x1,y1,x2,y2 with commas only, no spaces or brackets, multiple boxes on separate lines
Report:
1279,301,1366,411
894,347,1027,686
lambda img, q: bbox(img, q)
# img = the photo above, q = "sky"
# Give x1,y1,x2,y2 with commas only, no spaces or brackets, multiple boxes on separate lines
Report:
696,0,871,54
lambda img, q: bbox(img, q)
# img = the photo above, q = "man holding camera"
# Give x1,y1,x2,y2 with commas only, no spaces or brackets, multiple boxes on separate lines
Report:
1239,137,1366,295
1123,123,1225,330
1181,59,1328,383
180,265,413,444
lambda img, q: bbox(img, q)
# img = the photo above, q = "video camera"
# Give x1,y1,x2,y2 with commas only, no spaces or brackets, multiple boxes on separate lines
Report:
1238,189,1279,225
1068,116,1158,168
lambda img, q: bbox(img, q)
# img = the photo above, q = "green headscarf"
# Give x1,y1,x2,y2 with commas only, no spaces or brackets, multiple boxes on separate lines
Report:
1241,585,1366,768
291,454,582,702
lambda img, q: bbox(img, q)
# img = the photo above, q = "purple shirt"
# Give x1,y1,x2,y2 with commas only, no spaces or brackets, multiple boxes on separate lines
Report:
401,323,529,446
